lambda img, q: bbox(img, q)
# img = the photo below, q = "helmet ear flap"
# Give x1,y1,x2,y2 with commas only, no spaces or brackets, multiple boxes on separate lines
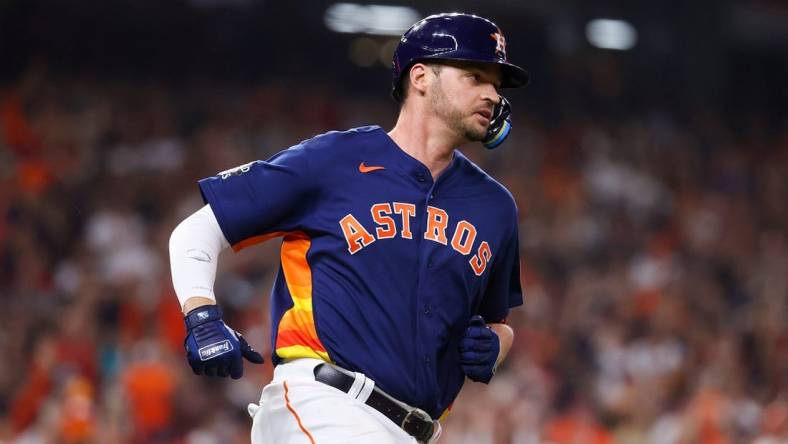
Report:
482,96,512,149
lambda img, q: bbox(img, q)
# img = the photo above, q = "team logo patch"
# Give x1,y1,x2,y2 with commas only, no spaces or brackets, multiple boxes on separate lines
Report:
218,161,256,179
199,340,233,361
490,32,507,58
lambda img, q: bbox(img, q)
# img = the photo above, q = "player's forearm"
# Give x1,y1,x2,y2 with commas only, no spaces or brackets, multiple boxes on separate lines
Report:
169,204,230,313
489,322,513,367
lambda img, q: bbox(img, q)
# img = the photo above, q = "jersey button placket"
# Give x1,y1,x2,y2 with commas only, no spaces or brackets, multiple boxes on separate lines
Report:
411,165,435,407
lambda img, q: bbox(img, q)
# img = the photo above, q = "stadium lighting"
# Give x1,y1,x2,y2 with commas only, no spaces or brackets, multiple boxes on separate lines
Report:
586,18,637,50
325,3,420,36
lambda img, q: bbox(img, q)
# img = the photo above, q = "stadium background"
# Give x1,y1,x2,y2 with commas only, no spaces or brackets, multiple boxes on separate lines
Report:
1,0,786,442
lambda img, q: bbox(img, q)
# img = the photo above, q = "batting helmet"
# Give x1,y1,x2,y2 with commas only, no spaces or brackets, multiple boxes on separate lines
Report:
391,13,529,102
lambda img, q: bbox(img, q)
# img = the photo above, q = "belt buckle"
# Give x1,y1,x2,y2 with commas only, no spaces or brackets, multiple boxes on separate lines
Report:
401,408,433,443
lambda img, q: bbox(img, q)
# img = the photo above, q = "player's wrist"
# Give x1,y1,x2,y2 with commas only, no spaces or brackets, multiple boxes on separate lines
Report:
182,296,217,315
184,304,223,330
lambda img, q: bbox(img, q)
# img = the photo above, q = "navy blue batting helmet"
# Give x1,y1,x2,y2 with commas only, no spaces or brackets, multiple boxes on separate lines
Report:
391,13,529,101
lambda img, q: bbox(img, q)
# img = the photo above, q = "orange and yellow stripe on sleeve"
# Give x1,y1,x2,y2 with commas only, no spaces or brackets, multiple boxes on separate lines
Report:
275,232,330,362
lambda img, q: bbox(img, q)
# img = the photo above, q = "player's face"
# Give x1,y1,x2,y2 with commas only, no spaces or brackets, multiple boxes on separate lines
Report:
428,61,502,143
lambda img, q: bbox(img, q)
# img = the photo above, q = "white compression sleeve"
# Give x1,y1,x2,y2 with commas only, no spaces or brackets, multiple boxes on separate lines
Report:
169,204,231,309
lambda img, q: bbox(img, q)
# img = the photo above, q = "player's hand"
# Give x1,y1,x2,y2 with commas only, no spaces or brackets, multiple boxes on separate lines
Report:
459,315,500,384
183,305,264,379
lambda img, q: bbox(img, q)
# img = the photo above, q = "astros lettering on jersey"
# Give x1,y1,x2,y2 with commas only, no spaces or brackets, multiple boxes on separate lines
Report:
339,203,492,275
198,126,523,418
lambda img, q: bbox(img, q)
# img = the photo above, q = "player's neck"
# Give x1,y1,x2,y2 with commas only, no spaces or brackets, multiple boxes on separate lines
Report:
388,107,461,180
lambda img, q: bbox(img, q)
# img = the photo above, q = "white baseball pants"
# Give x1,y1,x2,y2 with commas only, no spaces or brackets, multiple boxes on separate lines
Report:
248,358,425,444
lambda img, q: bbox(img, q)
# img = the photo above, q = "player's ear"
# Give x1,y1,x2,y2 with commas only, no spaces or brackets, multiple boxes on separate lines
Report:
408,63,430,97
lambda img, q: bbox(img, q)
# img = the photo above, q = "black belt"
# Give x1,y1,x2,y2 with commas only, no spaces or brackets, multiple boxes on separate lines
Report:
313,363,435,443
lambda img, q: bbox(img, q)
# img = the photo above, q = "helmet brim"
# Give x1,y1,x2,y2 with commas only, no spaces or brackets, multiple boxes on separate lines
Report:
500,62,529,89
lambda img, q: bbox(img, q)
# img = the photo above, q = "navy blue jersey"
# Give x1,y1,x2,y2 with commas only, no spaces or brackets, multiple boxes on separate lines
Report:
198,126,523,418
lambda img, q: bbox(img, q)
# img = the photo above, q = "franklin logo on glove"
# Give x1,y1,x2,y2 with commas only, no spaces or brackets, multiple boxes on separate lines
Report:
199,340,232,361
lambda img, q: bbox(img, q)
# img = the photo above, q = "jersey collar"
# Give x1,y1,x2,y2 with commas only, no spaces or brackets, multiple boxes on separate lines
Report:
374,126,463,187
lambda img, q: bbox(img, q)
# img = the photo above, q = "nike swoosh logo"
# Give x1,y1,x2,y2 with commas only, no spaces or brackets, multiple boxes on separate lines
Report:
359,162,385,173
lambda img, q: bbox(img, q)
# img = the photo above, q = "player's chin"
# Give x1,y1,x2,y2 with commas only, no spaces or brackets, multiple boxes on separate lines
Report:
463,121,488,142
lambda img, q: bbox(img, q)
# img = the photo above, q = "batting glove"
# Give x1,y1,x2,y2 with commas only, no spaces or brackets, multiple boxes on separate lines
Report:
184,305,264,379
459,315,500,384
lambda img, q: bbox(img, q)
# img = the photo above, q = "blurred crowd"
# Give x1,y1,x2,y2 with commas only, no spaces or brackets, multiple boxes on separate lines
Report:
0,63,786,444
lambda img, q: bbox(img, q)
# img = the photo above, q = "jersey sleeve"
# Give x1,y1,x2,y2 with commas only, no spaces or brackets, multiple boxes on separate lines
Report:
477,220,523,324
197,143,319,250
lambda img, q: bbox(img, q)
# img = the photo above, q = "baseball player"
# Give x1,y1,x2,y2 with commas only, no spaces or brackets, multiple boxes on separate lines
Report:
169,13,527,443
